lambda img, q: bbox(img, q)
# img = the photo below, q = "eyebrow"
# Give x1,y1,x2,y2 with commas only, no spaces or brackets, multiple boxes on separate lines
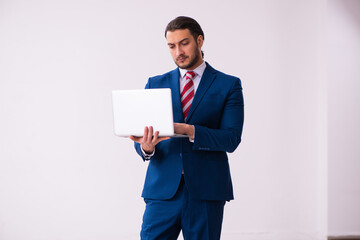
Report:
167,38,190,46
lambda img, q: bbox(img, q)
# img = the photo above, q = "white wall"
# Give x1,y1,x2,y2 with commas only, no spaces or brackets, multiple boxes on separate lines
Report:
0,1,328,239
328,0,360,236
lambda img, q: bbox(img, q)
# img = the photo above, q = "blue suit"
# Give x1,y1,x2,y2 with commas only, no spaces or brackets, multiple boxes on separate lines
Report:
134,62,244,201
134,62,244,239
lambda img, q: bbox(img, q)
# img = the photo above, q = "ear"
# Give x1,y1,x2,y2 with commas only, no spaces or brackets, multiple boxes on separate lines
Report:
197,35,204,48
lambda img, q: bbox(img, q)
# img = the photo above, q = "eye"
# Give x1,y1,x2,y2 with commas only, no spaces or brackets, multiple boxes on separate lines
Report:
182,41,189,46
168,45,175,49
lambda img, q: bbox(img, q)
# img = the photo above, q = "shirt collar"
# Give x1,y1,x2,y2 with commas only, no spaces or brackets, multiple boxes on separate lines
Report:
179,61,206,79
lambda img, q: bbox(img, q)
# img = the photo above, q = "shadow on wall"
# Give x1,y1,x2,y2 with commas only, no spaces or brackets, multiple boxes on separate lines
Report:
339,0,360,31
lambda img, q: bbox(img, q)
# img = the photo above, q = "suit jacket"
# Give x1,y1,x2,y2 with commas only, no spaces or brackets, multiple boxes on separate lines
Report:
134,62,244,201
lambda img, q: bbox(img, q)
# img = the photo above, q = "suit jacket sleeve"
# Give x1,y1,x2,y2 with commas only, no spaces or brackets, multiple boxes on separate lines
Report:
192,78,244,153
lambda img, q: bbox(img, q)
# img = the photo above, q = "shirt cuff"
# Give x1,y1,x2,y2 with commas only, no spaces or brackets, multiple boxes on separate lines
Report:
189,126,195,143
141,145,155,160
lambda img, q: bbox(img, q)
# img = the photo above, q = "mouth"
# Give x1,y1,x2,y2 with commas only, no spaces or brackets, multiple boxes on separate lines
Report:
177,56,188,63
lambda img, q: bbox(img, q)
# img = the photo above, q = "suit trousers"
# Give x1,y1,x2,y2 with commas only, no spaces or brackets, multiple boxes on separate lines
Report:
140,176,226,240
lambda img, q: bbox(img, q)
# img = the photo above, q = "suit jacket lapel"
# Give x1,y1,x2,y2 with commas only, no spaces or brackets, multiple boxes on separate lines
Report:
186,63,216,123
169,68,185,123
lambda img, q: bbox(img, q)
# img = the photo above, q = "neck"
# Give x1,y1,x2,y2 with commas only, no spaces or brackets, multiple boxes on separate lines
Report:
186,59,204,71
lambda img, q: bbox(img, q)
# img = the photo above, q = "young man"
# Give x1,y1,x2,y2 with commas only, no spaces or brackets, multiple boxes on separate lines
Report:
130,16,244,240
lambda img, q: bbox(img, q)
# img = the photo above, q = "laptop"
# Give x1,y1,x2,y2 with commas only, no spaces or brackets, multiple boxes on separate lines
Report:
112,88,187,138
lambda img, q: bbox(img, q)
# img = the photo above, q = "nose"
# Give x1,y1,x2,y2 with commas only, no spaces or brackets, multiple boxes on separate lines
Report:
175,46,184,56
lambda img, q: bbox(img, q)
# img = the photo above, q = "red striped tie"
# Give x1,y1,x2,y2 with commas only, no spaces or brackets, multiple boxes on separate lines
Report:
181,71,196,120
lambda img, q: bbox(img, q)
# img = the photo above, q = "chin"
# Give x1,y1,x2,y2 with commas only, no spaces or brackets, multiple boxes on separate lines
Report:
177,62,188,69
177,61,193,69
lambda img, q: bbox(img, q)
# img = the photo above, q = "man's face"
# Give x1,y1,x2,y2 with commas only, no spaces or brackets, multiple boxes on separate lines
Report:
166,29,203,70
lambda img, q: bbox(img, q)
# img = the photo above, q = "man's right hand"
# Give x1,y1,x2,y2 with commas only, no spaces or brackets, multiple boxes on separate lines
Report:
129,126,170,154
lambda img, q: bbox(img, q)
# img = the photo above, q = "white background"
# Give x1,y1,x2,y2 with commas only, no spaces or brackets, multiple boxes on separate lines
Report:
0,0,358,239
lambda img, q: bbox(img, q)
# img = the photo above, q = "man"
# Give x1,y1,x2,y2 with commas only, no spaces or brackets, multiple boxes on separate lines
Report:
130,16,244,240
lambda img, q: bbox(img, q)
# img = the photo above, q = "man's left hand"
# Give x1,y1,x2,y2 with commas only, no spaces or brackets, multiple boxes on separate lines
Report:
174,123,195,140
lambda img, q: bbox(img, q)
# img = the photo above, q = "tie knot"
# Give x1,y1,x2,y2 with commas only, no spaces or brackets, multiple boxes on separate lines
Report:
185,71,196,80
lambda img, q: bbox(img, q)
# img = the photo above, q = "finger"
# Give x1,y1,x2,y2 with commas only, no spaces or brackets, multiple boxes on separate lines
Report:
129,135,141,143
152,131,160,143
148,126,154,142
143,126,149,143
173,123,184,134
174,124,182,134
159,136,170,141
